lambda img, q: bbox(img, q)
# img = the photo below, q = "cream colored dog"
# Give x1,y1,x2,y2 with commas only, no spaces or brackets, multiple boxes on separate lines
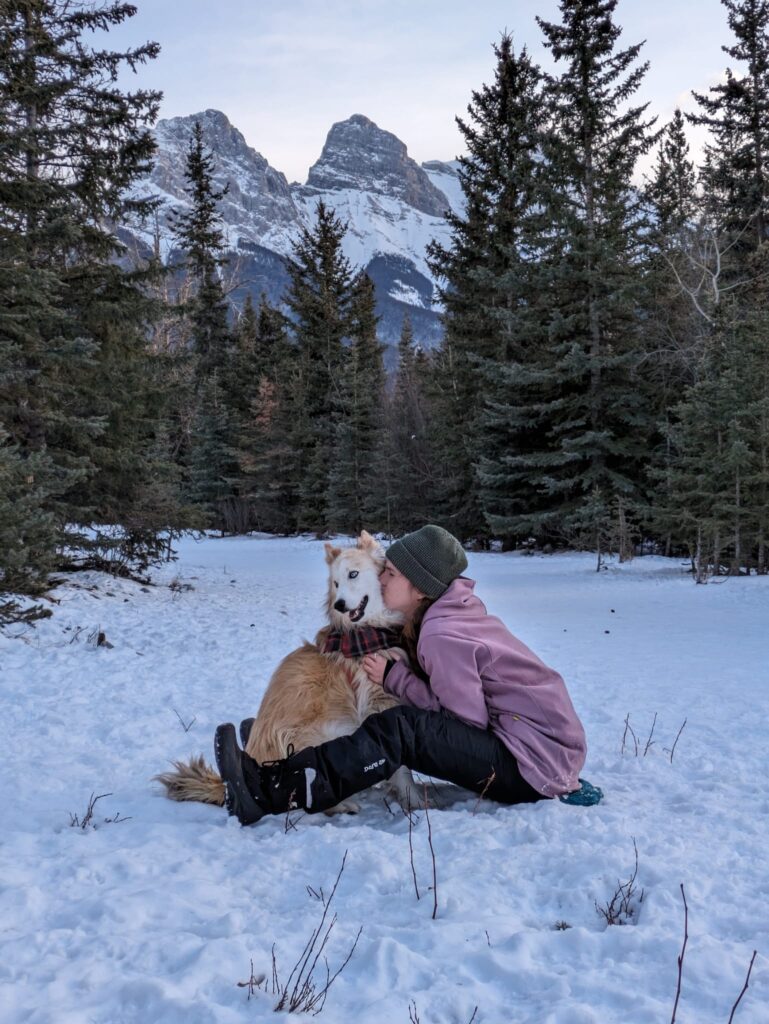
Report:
156,531,419,814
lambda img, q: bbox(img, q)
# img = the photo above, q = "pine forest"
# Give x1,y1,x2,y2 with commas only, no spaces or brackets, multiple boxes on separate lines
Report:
3,0,769,624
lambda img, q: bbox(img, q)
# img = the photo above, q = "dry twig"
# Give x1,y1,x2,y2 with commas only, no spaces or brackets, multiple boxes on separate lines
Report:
596,838,644,926
728,949,758,1023
621,713,639,756
643,712,658,756
670,883,688,1023
408,800,421,901
172,707,196,732
271,850,363,1015
664,719,688,763
423,784,438,921
236,958,265,999
472,769,497,815
69,792,111,830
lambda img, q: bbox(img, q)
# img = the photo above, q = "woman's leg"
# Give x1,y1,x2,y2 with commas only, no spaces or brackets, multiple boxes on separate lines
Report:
277,705,542,813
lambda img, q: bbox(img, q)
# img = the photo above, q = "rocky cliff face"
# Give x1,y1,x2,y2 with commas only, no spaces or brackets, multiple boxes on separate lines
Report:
149,109,301,256
130,110,464,351
303,114,450,218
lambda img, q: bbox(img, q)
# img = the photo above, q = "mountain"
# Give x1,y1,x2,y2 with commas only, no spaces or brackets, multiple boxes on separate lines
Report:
128,109,464,356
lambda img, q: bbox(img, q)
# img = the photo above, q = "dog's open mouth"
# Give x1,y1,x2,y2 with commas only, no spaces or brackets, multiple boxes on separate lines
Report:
348,595,369,623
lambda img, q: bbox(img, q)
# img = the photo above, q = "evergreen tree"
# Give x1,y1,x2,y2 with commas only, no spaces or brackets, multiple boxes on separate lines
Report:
0,0,168,592
641,111,707,553
187,368,236,531
171,120,232,381
651,0,769,576
653,304,769,577
383,314,435,535
689,0,769,249
427,35,546,542
171,120,239,529
69,276,198,572
327,273,387,533
646,109,699,238
233,295,301,533
285,201,354,533
494,0,659,563
0,427,58,595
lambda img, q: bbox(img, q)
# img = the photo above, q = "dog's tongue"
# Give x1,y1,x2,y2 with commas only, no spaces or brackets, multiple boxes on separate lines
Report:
349,595,368,622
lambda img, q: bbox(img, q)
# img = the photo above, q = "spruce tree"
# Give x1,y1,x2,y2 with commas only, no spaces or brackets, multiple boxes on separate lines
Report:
383,314,436,534
653,308,761,577
233,295,301,533
0,0,167,591
171,120,233,381
171,120,239,529
0,427,57,595
327,273,387,533
641,111,707,554
689,0,769,249
497,0,659,563
652,0,769,576
646,109,699,238
186,369,237,532
285,201,354,534
427,35,546,542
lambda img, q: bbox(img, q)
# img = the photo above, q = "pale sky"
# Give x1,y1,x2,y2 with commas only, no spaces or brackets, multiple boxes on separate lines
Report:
107,0,733,184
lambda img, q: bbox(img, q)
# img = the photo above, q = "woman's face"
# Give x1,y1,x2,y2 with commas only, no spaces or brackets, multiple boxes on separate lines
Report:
379,560,425,617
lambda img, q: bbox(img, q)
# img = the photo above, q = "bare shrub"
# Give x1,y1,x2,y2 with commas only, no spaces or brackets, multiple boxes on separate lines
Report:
265,851,362,1015
671,883,757,1024
595,838,644,926
172,708,196,732
236,959,266,1000
69,792,131,830
622,713,687,762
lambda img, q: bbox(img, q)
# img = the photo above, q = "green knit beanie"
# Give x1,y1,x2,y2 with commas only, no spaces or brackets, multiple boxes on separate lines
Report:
386,525,468,598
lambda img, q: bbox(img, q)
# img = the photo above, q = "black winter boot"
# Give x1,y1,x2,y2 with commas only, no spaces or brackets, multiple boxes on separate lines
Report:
239,718,255,747
214,723,311,826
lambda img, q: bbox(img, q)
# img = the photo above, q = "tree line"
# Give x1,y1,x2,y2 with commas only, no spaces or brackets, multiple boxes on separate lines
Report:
2,0,768,623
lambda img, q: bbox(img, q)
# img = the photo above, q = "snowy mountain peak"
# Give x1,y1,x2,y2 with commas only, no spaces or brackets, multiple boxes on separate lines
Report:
132,110,458,349
151,110,299,249
304,114,450,218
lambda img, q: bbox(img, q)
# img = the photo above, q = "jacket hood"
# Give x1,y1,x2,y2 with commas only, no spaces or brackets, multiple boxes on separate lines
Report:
423,576,485,622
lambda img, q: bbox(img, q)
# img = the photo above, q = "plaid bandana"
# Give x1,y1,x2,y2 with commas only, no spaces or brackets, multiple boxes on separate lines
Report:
322,626,403,659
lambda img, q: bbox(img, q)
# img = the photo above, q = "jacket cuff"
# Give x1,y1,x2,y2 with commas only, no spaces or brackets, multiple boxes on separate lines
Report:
382,659,409,696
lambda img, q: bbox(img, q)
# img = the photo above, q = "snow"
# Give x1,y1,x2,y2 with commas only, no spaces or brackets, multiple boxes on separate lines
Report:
423,161,466,217
389,279,429,308
293,187,451,284
1,536,767,1023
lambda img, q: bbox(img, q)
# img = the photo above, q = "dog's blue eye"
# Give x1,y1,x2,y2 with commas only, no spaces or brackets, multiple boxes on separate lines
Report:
349,570,359,579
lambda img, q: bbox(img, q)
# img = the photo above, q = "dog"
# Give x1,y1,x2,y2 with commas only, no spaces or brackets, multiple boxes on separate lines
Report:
156,531,420,814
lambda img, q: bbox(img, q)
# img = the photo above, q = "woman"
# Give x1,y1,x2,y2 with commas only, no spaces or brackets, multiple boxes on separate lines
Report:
214,525,587,826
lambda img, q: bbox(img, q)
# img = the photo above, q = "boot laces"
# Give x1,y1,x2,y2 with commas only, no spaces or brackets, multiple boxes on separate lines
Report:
260,743,295,791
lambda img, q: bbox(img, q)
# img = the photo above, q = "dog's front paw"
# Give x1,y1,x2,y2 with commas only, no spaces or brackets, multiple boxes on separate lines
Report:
387,766,423,813
324,800,361,816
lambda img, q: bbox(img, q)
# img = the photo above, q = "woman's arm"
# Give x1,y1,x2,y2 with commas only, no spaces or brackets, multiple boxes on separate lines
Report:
381,660,441,711
384,632,490,730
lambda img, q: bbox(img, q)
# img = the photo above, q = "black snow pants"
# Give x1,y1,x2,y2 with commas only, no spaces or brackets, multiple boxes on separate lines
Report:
286,705,544,813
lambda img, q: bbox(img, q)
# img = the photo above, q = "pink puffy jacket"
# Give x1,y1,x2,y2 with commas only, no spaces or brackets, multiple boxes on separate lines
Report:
383,577,587,797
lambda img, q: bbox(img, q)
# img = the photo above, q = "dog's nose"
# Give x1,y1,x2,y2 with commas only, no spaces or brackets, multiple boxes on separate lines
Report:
333,599,346,612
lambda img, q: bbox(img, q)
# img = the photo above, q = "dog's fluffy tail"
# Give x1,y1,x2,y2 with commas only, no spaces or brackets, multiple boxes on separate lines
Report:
154,755,225,806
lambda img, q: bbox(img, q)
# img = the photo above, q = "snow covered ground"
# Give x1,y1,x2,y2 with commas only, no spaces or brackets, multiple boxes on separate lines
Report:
1,536,767,1024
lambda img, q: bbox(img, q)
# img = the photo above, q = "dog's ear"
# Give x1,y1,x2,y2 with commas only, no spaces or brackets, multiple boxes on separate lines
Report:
324,542,342,564
357,530,377,551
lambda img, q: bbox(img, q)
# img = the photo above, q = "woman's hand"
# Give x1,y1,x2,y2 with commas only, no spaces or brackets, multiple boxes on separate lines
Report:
362,652,388,685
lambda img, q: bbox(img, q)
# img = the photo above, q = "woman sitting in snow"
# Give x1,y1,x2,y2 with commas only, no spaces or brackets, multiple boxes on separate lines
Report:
214,525,588,824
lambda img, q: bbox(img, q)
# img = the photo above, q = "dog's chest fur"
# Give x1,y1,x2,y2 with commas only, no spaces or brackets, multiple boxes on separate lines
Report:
325,652,400,725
